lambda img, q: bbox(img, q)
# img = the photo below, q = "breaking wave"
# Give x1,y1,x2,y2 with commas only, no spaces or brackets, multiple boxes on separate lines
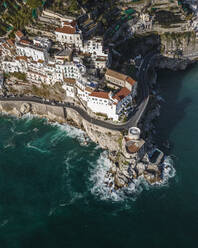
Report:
89,152,176,202
3,141,15,149
51,122,90,146
0,113,176,203
161,156,176,184
26,142,49,153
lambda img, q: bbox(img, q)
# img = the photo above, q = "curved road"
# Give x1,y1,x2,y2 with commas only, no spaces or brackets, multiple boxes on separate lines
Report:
0,53,156,131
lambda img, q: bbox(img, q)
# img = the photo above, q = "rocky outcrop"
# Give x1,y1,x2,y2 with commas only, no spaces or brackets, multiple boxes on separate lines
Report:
0,89,168,192
105,151,164,189
160,31,197,58
155,55,193,70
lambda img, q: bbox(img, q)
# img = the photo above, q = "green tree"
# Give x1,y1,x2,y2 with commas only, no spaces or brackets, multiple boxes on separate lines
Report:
27,0,42,8
69,0,78,12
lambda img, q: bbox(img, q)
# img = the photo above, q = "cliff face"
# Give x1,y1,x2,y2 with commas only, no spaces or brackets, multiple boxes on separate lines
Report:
154,55,193,70
160,31,197,58
66,108,123,151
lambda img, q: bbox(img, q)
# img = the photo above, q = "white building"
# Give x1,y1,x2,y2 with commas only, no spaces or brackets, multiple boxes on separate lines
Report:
62,78,76,98
86,86,135,121
55,20,83,49
1,52,86,85
87,91,118,120
16,39,49,62
82,37,108,58
27,70,48,84
55,60,86,81
105,69,137,93
113,87,133,115
33,37,52,51
2,61,20,73
0,40,15,57
93,56,107,69
75,78,95,102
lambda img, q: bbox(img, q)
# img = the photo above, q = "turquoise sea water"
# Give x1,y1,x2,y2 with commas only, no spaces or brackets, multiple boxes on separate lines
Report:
0,64,198,247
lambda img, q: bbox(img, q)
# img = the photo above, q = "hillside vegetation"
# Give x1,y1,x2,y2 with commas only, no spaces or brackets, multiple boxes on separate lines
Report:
0,0,45,37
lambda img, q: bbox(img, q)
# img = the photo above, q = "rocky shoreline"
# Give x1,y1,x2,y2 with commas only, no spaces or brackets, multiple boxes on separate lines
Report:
0,56,194,194
0,96,167,190
105,92,166,190
0,74,167,193
102,56,196,192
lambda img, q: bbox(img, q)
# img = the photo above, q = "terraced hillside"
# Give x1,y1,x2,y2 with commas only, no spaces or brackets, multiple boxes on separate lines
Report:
0,0,46,37
46,0,115,16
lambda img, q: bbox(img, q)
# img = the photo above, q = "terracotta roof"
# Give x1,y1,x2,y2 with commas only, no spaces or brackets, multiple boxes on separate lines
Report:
2,43,9,49
127,143,140,153
126,76,136,86
105,69,127,81
47,64,55,68
126,140,145,154
64,78,76,84
96,57,106,62
90,91,109,99
7,39,15,47
113,87,130,102
16,56,28,61
55,26,76,34
63,20,76,27
20,39,31,45
15,30,24,39
56,57,65,60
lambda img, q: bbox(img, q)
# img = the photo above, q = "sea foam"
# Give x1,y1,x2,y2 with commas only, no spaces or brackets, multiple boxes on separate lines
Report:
89,152,176,202
26,142,49,153
51,122,90,146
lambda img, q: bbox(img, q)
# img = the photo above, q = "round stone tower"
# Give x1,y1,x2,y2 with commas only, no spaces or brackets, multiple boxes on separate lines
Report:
128,127,140,140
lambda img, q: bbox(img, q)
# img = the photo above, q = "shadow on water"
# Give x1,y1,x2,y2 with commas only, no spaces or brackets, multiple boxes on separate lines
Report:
154,64,195,150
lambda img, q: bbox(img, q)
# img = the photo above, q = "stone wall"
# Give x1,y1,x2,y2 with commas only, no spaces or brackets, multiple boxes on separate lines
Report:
66,108,123,151
0,100,123,152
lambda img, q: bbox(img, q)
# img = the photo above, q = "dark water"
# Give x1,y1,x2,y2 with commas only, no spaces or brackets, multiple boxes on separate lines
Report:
0,64,198,247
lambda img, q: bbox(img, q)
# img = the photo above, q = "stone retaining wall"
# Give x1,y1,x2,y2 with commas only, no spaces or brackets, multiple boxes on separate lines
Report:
0,101,122,151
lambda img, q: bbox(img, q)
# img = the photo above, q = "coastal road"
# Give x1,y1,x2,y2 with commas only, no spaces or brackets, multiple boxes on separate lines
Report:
0,96,133,131
0,53,156,131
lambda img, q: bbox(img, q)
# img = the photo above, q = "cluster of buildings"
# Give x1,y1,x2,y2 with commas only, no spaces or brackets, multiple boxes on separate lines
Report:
0,16,138,122
127,13,153,38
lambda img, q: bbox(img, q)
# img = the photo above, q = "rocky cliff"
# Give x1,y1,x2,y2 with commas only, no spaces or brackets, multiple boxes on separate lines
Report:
0,98,168,191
